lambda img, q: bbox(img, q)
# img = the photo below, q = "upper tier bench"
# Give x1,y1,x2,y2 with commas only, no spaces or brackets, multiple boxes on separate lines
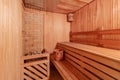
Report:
51,42,120,80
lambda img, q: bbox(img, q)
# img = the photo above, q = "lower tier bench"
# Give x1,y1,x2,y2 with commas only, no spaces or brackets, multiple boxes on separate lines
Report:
51,42,120,80
51,56,88,80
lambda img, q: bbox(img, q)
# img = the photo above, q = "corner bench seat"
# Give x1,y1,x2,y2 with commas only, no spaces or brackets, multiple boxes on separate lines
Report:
51,42,120,80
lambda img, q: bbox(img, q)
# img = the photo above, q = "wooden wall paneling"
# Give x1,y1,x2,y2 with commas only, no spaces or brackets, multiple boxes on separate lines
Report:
70,0,120,49
96,0,104,30
22,8,70,53
44,12,70,52
78,10,82,32
71,11,76,32
113,0,118,29
103,0,113,30
92,0,97,31
86,0,119,30
113,0,120,40
118,0,120,29
90,0,97,40
91,1,96,31
71,0,120,32
108,0,114,40
81,8,84,31
82,6,86,31
44,12,55,52
84,6,88,32
0,0,22,80
71,11,80,32
116,0,120,40
88,3,93,31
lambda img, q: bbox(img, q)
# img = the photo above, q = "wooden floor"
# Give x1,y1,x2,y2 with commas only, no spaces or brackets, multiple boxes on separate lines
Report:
50,64,63,80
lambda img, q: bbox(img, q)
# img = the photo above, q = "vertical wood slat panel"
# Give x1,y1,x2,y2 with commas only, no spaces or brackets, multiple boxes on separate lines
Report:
0,0,22,80
44,12,70,52
71,0,120,48
71,0,120,32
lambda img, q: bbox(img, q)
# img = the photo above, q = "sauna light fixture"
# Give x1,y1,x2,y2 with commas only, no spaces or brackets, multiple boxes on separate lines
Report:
67,13,74,22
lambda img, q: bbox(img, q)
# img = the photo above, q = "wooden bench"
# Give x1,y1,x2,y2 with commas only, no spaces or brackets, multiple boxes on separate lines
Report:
51,42,120,80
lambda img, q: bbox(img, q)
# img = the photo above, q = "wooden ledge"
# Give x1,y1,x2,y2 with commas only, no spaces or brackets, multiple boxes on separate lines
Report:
59,42,120,62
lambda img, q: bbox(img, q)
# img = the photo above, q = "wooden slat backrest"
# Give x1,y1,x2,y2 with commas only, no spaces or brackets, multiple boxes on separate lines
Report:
56,43,120,80
70,29,120,50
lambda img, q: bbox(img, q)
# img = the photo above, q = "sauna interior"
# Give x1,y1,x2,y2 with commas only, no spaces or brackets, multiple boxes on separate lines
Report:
1,0,120,80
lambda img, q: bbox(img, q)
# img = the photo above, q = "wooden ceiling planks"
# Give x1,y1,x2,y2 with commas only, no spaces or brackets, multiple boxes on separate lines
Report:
60,0,86,7
55,0,93,13
76,0,93,3
55,0,94,13
23,0,94,14
57,3,79,11
55,8,73,14
24,0,45,9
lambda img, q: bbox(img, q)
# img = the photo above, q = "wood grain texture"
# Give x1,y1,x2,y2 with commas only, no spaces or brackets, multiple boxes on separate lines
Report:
56,42,120,80
44,12,70,52
0,0,22,80
55,0,93,14
71,0,120,32
21,53,50,80
23,0,93,14
22,8,70,53
70,29,120,49
71,0,120,49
